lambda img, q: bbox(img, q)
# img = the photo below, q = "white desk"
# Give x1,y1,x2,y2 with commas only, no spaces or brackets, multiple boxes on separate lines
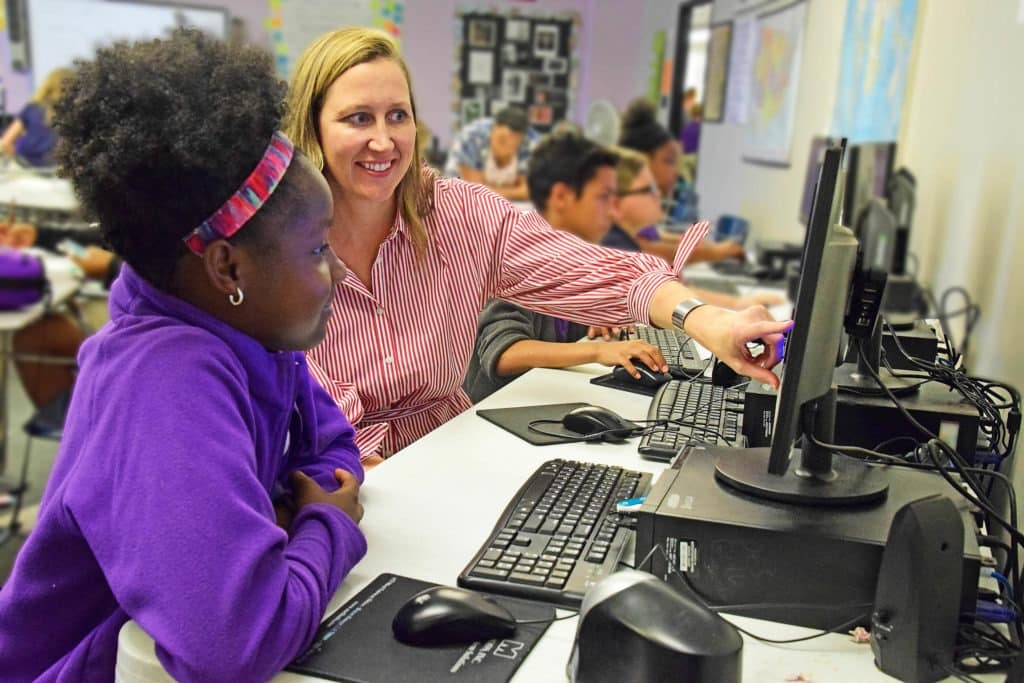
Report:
118,365,998,682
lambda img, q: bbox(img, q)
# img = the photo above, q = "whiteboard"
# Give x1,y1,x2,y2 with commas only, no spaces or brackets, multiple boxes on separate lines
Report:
27,0,227,87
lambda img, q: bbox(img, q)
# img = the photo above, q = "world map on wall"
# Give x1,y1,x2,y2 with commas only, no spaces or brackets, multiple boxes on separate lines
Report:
831,0,919,143
752,28,796,124
743,1,806,165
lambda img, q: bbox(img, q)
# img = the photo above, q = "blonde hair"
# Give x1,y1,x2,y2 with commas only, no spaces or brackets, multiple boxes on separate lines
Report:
32,68,72,125
610,145,648,194
284,27,433,259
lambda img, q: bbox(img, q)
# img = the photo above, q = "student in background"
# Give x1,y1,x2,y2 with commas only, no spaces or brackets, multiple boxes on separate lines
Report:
619,98,742,264
464,134,667,403
6,241,121,411
284,27,789,466
605,146,782,310
0,68,71,168
443,106,539,200
0,30,366,681
681,87,698,124
681,102,702,154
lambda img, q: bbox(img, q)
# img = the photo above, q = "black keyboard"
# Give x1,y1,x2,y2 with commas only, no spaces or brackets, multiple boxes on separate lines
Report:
638,380,748,461
458,459,652,607
632,325,708,377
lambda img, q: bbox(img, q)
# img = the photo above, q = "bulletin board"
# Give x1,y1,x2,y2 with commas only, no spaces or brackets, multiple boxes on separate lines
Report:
454,10,578,134
268,0,404,78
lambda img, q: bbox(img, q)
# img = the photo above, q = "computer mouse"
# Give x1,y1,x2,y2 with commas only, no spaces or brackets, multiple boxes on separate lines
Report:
392,586,517,647
612,362,673,389
562,405,641,442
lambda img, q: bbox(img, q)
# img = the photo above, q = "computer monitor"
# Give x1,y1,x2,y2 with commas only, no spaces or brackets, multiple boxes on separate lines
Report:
842,142,896,232
834,197,920,395
855,198,898,274
797,136,841,226
715,145,890,505
887,168,916,277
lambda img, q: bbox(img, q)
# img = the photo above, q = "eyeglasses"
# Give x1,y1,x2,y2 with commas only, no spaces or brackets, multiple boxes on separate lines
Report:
617,183,660,198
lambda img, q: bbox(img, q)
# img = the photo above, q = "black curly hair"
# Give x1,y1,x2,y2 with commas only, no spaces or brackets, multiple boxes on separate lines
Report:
618,98,672,155
526,133,618,212
55,28,292,289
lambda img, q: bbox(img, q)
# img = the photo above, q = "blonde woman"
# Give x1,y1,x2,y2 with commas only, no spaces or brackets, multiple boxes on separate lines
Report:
0,68,71,167
284,27,789,464
605,146,783,311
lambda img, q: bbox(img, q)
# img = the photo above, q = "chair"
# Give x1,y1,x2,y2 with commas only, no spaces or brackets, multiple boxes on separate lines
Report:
0,388,69,546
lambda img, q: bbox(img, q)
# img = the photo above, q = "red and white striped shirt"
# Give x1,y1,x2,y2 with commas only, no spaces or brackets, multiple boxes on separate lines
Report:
306,176,684,458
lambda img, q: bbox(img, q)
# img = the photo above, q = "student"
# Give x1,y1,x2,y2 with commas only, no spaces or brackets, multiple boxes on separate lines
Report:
681,102,702,154
0,67,70,168
443,106,539,200
464,135,667,403
4,235,122,410
619,98,742,264
0,30,366,681
605,146,783,310
283,27,789,466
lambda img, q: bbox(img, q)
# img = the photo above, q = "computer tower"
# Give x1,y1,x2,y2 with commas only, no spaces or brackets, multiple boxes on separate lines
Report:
740,375,979,462
635,448,981,631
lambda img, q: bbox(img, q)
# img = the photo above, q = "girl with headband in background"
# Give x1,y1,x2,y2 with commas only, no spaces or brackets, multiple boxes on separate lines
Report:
0,30,365,681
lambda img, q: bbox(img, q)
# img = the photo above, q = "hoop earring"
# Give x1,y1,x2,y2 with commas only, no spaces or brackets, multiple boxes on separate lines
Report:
229,287,244,307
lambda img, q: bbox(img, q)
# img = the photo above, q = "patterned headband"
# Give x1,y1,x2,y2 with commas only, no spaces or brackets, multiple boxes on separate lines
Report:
182,131,295,255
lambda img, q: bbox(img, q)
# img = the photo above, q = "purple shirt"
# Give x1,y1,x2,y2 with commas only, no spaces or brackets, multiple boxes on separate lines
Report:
14,103,57,167
0,265,367,682
681,120,701,154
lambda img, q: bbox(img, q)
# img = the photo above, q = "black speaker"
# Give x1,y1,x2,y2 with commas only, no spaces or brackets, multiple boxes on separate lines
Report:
870,494,964,682
569,570,742,683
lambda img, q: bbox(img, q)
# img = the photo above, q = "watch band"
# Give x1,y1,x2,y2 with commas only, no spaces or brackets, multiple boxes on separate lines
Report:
671,297,708,333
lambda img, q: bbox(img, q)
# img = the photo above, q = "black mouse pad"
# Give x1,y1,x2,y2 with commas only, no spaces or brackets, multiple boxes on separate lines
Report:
476,402,592,445
287,573,556,682
589,371,659,397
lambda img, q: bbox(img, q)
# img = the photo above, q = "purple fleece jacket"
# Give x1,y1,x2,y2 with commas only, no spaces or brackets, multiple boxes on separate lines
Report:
0,265,367,682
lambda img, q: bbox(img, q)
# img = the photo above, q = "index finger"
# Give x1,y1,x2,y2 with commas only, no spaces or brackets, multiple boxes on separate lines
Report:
738,319,792,345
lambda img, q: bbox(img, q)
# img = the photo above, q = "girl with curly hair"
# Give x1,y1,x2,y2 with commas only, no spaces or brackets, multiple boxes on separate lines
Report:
0,30,365,681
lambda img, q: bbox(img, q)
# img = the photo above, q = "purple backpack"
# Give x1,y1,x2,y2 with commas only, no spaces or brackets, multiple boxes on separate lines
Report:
0,249,47,310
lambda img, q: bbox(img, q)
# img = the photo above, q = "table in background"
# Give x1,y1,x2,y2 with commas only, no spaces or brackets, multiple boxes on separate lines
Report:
0,172,78,217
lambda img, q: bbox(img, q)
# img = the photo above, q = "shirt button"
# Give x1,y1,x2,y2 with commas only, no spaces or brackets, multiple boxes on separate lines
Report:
383,356,394,364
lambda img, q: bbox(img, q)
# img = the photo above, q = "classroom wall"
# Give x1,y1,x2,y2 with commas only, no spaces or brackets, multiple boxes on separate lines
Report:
898,0,1024,492
0,0,674,149
696,0,845,236
404,0,674,147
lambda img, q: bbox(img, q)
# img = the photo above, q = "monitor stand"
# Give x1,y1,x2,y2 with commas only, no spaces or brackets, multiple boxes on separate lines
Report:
881,273,921,331
836,318,919,396
714,392,889,506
